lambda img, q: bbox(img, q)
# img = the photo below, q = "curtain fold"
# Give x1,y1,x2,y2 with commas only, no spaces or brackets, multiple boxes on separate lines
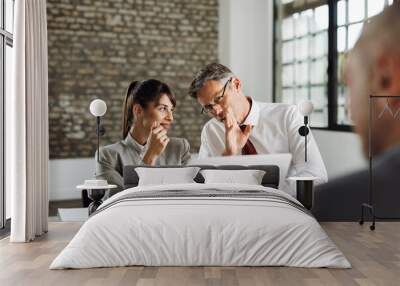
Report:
10,0,49,242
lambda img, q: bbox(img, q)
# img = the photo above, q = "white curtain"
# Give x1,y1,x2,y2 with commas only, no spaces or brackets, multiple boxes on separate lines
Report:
9,0,49,242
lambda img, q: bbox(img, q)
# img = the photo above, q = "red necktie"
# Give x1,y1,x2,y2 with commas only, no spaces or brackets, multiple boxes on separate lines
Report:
240,125,257,155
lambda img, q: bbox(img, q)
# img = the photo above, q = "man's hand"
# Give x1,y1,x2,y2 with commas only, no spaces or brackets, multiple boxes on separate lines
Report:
222,110,252,156
143,122,170,165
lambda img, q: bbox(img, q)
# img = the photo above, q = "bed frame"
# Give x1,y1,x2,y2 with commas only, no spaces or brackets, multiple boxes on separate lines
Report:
123,165,280,189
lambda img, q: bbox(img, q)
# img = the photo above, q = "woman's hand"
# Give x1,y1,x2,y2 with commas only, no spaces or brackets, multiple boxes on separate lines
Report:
142,122,170,165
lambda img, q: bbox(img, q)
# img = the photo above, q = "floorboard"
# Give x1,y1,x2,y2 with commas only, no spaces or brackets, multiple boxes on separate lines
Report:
1,222,399,286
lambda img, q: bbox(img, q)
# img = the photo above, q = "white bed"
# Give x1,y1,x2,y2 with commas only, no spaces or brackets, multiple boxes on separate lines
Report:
50,183,350,269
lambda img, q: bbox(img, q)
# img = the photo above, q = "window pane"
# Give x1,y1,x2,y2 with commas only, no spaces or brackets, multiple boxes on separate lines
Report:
311,86,327,110
6,0,14,33
282,41,294,64
310,59,327,84
295,12,308,37
337,26,347,53
337,0,347,26
6,45,13,118
295,62,308,85
295,87,308,103
337,106,349,124
295,37,309,61
313,5,329,31
337,53,347,85
349,0,365,23
312,33,327,57
5,44,13,220
310,86,328,127
282,65,294,87
348,23,363,49
311,111,328,127
388,0,393,5
337,85,352,125
368,0,384,17
282,18,294,40
282,88,294,104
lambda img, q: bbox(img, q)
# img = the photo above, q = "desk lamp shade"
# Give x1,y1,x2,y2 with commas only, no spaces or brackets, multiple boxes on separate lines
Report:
298,100,314,117
90,99,107,117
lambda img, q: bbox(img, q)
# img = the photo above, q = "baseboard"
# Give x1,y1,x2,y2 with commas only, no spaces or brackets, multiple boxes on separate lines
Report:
49,199,82,216
0,218,11,239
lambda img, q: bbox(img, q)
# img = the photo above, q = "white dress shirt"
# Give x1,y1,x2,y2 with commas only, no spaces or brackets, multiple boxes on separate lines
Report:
198,99,328,195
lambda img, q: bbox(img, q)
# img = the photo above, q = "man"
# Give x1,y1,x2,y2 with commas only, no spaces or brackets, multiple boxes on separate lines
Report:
188,63,327,196
313,3,400,221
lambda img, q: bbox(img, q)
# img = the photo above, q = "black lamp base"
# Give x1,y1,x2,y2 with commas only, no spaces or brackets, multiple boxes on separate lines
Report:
296,180,314,210
87,189,106,215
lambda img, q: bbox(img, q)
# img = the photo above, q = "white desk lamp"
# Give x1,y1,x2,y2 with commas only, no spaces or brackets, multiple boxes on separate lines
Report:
76,99,116,215
90,99,107,166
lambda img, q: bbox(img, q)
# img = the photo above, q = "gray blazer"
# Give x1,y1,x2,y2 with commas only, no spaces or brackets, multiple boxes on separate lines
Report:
95,133,191,195
312,146,400,221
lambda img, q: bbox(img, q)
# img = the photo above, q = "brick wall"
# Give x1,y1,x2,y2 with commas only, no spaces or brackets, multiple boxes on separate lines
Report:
47,0,218,158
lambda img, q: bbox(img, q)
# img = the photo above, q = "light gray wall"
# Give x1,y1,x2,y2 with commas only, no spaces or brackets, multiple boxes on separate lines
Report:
218,0,273,102
49,158,95,201
313,130,366,179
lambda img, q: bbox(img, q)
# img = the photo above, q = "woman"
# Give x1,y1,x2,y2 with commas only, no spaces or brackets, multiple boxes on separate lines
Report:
95,79,191,194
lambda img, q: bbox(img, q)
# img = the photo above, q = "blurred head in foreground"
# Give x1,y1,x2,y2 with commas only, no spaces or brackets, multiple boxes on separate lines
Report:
345,2,400,157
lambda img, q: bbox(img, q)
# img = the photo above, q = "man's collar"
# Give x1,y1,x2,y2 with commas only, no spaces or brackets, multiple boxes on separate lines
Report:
241,97,260,126
123,132,146,153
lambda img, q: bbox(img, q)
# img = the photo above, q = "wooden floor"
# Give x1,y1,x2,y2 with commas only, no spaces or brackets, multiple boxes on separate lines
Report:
1,222,400,286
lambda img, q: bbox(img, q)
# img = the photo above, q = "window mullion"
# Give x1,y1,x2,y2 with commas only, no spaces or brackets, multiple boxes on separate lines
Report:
0,0,5,229
0,35,4,230
328,0,338,129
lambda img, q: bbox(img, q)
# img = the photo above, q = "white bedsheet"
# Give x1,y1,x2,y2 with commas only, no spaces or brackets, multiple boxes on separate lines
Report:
50,183,350,269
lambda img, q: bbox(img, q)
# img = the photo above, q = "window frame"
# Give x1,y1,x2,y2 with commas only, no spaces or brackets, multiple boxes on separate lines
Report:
1,0,14,231
273,0,390,132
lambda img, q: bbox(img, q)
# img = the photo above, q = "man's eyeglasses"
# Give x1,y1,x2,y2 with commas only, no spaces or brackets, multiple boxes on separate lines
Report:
201,78,232,114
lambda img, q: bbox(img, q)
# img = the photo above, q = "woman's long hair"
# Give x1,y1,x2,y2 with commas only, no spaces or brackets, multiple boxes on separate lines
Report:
122,79,176,138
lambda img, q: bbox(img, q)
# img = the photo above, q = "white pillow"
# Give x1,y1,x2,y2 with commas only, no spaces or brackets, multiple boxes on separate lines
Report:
135,167,201,186
200,169,266,185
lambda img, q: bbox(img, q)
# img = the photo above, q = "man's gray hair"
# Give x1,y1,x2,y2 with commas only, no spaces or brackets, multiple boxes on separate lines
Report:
188,63,235,98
